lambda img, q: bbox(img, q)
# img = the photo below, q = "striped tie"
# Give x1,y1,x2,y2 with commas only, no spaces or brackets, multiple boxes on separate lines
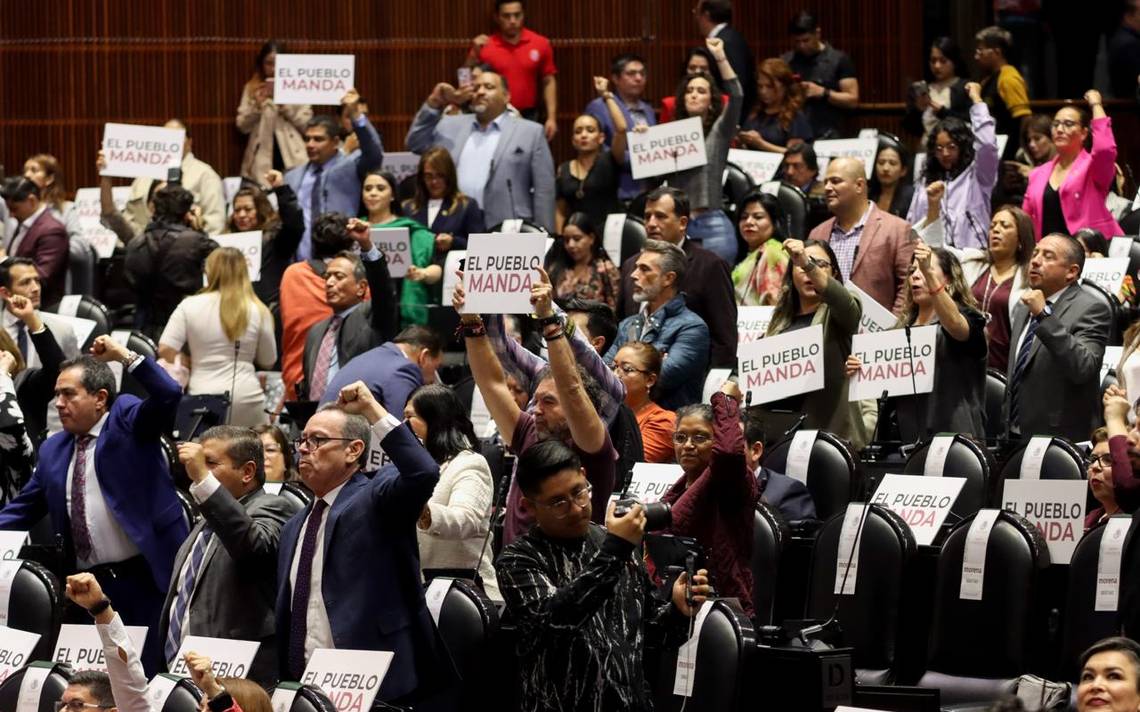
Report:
1008,315,1041,433
164,528,213,665
308,316,343,401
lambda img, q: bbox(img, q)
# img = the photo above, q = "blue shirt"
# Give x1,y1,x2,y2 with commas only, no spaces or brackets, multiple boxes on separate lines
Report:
297,115,371,260
457,115,504,209
584,95,657,200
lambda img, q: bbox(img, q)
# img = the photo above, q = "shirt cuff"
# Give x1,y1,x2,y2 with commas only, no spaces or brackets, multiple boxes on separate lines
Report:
371,413,403,441
95,611,131,651
30,325,46,335
352,115,369,128
362,246,381,262
125,355,144,373
190,472,223,504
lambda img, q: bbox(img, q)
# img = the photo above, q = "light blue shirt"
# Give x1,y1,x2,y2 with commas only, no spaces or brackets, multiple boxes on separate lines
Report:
457,115,504,209
297,115,370,260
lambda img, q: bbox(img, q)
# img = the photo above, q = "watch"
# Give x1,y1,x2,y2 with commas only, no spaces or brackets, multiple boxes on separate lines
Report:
1039,304,1053,319
532,314,562,329
87,598,112,617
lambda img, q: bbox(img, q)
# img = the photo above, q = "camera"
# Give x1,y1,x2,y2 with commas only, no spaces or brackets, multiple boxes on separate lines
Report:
167,166,183,186
614,497,672,532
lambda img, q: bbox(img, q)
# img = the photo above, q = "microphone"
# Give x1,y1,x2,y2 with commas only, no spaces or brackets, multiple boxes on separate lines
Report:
506,178,519,225
799,499,873,647
226,340,239,425
782,413,808,440
476,450,515,578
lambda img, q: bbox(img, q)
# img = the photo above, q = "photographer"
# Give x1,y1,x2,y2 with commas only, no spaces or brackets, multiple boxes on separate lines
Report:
659,380,757,617
496,439,710,712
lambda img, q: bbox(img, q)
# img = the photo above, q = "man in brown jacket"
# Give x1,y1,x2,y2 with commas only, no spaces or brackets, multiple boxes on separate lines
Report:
809,157,915,314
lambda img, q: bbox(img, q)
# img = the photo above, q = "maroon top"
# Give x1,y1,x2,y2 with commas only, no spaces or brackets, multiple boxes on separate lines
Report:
1109,435,1140,514
971,271,1013,372
661,392,758,616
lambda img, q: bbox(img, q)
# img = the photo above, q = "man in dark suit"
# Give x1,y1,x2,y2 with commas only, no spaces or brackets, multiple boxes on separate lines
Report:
618,186,736,368
693,0,756,121
1,177,69,308
321,326,442,413
276,381,455,704
1003,233,1111,442
743,410,816,522
0,335,187,672
301,218,397,401
161,426,300,686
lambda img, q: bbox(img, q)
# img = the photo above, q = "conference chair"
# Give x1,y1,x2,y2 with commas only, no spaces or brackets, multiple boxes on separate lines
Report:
918,510,1051,707
281,481,313,509
421,579,501,712
999,435,1086,483
119,330,159,399
1059,515,1132,679
51,294,110,351
751,503,790,625
805,504,916,684
770,181,809,240
0,661,72,712
983,369,1006,446
426,304,462,353
174,488,199,529
762,430,861,520
489,219,547,234
617,214,648,265
397,174,417,204
65,240,97,298
1080,279,1120,346
272,683,338,712
721,162,755,217
6,559,62,661
902,434,994,521
149,674,205,711
652,599,756,712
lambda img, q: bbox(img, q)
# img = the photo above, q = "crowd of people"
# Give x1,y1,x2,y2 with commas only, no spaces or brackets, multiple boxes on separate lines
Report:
7,1,1140,711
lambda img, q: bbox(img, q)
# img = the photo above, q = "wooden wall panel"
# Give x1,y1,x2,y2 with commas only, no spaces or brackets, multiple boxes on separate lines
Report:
0,0,924,192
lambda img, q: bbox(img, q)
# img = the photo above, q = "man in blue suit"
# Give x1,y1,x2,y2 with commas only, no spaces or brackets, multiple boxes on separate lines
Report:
285,88,383,260
276,381,456,704
319,326,443,413
405,72,555,231
0,334,187,671
744,410,817,522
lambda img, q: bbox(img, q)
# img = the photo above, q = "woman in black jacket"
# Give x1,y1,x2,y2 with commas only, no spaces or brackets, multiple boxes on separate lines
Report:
226,169,304,306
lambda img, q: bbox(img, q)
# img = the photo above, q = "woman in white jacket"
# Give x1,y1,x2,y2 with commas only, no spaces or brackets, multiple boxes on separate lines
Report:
404,384,500,600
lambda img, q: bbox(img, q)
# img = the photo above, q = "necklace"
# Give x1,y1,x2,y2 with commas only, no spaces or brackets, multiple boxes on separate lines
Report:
980,264,1013,321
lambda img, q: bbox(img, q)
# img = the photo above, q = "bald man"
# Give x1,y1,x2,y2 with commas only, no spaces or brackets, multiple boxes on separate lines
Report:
808,157,915,313
123,118,226,235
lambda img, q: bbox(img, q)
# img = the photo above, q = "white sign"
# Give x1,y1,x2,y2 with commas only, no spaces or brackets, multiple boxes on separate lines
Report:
0,561,22,626
274,54,356,105
858,129,880,139
727,148,784,185
1019,436,1052,480
673,600,712,698
848,283,896,333
960,509,1000,600
737,306,775,344
100,123,185,181
498,218,524,233
16,663,50,712
996,134,1010,157
627,463,682,503
54,623,147,672
442,250,466,306
213,231,263,281
470,385,493,438
737,325,824,404
1103,345,1124,385
0,531,26,561
370,227,412,278
870,474,965,546
849,326,937,400
1095,516,1131,612
272,685,301,712
425,578,452,625
381,152,421,184
169,635,260,679
759,180,781,197
145,675,181,709
834,504,867,595
701,369,732,404
814,138,878,179
0,626,39,685
1001,479,1086,564
1109,237,1133,259
924,435,954,477
603,213,626,263
628,117,708,180
461,234,545,314
107,329,132,390
786,429,817,484
263,482,283,495
302,648,393,712
73,186,131,258
223,177,243,208
1082,257,1130,294
52,315,98,353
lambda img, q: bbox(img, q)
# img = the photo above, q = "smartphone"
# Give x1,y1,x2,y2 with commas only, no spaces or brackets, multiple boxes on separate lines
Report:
457,67,472,87
167,166,183,185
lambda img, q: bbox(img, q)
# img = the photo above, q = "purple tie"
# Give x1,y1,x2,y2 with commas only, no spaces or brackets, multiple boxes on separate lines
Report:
70,435,95,562
308,316,343,401
288,498,329,679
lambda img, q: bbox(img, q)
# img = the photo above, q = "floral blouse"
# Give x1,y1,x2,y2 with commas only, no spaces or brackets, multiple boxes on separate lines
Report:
553,258,621,311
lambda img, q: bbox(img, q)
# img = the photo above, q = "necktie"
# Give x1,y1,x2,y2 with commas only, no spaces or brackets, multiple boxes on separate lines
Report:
164,527,213,664
288,498,329,679
1008,314,1041,432
70,435,95,562
308,315,343,401
309,165,324,225
15,322,27,362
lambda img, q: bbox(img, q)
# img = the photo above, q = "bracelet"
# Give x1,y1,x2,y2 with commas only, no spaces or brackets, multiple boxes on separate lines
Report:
458,321,487,338
823,87,831,101
87,598,112,617
543,329,565,341
931,281,948,296
532,314,562,328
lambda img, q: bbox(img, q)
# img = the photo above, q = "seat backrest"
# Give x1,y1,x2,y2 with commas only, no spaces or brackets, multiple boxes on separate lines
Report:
762,431,859,519
74,296,110,351
620,215,648,265
281,482,313,510
7,559,63,661
120,330,159,399
1060,516,1133,679
280,683,338,712
775,181,809,239
174,488,198,529
722,162,755,216
653,600,755,712
926,510,1049,678
902,435,992,519
489,219,546,234
751,503,789,625
67,241,97,298
984,369,1006,444
433,579,500,706
0,662,72,712
152,673,204,712
1081,280,1120,346
999,436,1086,485
806,505,916,676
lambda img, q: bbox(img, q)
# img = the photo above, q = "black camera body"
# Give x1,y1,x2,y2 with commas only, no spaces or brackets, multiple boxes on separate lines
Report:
614,497,672,532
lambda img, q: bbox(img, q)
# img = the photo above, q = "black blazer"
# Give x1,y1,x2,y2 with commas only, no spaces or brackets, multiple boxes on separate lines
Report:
715,24,757,123
14,327,65,443
255,184,305,307
403,195,486,251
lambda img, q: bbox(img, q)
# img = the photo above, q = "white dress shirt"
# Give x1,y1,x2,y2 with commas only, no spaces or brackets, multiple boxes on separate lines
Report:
288,413,402,661
96,612,153,712
1,310,45,369
457,115,504,209
427,198,444,228
1012,282,1073,363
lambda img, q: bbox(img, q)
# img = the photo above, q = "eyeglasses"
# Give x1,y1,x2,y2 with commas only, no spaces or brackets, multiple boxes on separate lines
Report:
1087,453,1114,470
292,435,356,452
612,363,649,376
55,702,113,712
536,484,593,519
672,432,713,445
933,143,959,154
1052,119,1081,131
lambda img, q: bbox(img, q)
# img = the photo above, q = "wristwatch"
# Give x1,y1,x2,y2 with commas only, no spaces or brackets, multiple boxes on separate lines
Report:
87,598,112,618
532,314,562,329
1039,304,1053,319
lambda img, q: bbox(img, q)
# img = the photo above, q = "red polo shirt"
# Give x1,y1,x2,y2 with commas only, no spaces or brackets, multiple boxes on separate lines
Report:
477,27,557,112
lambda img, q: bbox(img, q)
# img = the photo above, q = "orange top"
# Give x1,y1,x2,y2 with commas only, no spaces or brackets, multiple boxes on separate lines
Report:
635,400,677,464
279,262,331,400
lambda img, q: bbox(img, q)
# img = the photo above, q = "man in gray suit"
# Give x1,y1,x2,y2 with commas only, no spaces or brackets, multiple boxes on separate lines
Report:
1003,233,1111,442
405,72,555,231
163,426,300,686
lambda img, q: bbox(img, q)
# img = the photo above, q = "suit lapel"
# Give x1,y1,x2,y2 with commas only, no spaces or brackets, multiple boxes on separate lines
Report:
851,210,880,276
489,115,519,178
323,473,367,553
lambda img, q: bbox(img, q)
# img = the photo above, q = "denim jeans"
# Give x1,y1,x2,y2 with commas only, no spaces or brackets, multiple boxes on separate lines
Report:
687,209,737,264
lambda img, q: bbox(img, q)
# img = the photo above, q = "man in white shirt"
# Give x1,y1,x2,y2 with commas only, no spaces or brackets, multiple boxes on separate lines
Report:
275,381,456,704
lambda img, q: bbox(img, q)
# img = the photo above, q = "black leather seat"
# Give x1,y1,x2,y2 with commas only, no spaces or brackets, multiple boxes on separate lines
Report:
762,430,859,520
653,599,756,711
984,369,1006,446
421,579,501,711
918,510,1050,707
806,504,916,684
902,435,994,520
7,559,62,660
618,215,648,265
50,294,110,351
151,673,204,711
1060,515,1133,678
281,481,313,509
1081,280,1120,346
489,219,547,234
770,181,809,240
721,162,755,216
66,240,98,298
999,436,1086,483
751,503,789,625
175,488,198,529
272,683,338,712
119,330,159,399
0,661,72,712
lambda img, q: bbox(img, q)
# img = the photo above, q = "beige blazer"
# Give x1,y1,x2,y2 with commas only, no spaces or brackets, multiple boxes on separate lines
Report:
236,78,311,182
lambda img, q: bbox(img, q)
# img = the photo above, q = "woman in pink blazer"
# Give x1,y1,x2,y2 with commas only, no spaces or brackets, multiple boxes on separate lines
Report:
1022,90,1123,239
